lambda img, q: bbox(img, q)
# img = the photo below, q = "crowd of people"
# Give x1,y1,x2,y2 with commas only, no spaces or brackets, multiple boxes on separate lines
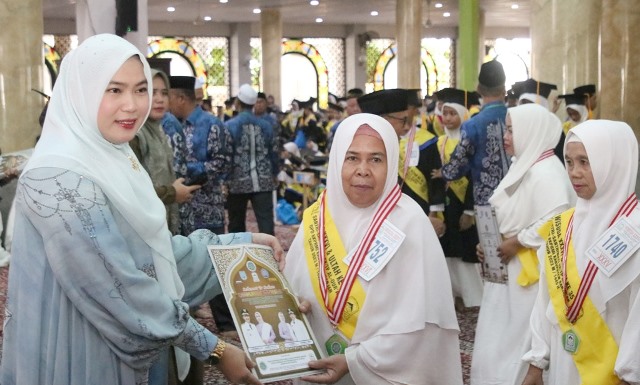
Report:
0,32,638,385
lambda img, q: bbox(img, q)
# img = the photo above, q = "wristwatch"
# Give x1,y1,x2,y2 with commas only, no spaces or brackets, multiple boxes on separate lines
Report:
208,339,226,365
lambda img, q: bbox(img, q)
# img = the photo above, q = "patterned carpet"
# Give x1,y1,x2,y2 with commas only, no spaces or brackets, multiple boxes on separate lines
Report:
0,207,478,384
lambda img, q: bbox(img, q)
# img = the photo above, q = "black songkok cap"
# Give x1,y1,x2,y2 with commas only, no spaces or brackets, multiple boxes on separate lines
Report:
257,92,267,100
558,93,587,106
347,88,365,98
478,60,506,88
357,89,410,115
407,89,422,108
573,84,596,96
517,78,557,98
169,75,196,90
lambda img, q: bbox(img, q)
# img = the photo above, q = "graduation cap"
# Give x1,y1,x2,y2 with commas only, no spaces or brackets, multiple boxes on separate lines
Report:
558,93,587,106
295,97,316,109
440,89,480,109
573,84,596,96
327,102,344,112
517,78,557,98
169,75,196,90
407,89,423,108
357,89,410,115
328,92,339,105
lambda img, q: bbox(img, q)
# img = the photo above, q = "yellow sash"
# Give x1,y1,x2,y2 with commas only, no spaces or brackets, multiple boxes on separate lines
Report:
432,116,444,136
301,200,366,339
563,120,575,136
436,135,468,204
538,209,619,385
398,130,435,202
515,248,539,287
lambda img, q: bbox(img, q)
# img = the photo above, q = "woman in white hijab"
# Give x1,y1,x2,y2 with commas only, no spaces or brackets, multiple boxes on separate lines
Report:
284,113,462,384
471,104,575,385
436,90,484,309
522,120,640,385
0,34,281,385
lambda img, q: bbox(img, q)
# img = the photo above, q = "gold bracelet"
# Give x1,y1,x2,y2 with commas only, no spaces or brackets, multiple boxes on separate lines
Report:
208,339,226,365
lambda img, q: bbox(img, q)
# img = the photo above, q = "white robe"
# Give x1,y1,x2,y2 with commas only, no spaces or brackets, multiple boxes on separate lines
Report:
472,104,575,385
523,120,640,384
284,113,463,385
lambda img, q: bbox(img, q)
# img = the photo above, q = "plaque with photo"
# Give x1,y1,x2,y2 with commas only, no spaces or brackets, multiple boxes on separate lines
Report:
208,244,325,382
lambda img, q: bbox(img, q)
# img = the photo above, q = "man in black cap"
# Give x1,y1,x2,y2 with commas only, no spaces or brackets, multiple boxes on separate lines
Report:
254,91,279,134
168,75,232,236
358,89,446,236
439,60,510,206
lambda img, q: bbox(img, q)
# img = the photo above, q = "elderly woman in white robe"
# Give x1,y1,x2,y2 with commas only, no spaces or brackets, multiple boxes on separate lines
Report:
471,104,575,385
522,120,640,385
284,113,462,384
0,34,282,385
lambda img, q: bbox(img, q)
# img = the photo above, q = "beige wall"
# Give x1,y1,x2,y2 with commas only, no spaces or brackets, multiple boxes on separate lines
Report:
531,0,640,134
0,0,44,152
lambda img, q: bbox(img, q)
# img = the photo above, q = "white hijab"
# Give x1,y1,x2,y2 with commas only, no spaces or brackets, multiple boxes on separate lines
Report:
490,103,568,237
325,114,400,250
566,104,588,123
442,102,468,140
566,120,639,302
23,34,185,300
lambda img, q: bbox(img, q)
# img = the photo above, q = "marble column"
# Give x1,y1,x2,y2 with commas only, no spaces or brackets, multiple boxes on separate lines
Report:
230,22,252,96
344,24,368,92
530,0,600,94
396,0,422,89
600,1,640,132
77,0,148,55
456,0,481,91
260,9,282,106
0,0,44,152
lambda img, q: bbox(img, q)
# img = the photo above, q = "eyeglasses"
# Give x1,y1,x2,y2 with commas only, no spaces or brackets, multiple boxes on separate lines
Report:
385,114,409,127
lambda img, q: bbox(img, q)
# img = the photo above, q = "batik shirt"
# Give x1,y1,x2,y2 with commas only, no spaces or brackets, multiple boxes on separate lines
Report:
225,111,279,194
181,106,232,233
161,112,187,178
441,101,510,205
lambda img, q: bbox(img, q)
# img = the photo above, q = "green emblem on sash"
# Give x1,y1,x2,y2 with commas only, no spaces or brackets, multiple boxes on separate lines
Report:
325,333,348,356
562,329,580,354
